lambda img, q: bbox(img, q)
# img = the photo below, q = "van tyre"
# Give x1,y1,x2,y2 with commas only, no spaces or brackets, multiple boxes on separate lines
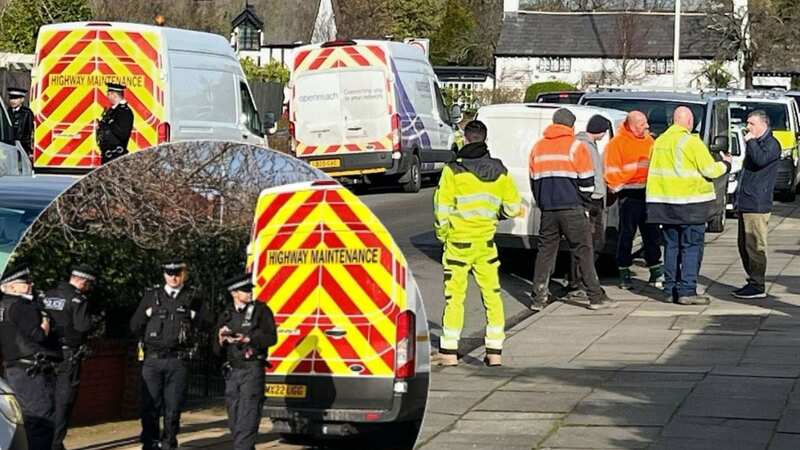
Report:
401,155,422,193
707,212,725,233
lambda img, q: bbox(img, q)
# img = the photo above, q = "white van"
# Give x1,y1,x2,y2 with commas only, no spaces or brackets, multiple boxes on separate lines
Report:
288,39,459,192
31,22,265,173
475,104,627,252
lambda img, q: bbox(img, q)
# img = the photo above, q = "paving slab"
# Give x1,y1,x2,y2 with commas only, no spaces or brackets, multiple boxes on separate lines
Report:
769,433,800,450
678,396,785,420
473,390,585,413
540,425,660,449
564,401,677,426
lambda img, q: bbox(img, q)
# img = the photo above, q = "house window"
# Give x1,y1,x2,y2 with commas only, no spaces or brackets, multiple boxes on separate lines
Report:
538,57,571,73
646,58,674,75
238,23,260,51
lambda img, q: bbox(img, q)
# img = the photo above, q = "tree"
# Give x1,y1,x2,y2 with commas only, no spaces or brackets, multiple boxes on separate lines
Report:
429,0,477,66
332,0,393,39
0,0,92,53
240,57,290,85
524,81,577,102
609,12,648,84
696,60,734,88
388,0,446,40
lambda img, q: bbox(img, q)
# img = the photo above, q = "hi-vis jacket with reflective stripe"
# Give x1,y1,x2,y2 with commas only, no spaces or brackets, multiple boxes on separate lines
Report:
604,124,654,193
434,142,521,243
646,124,730,225
529,124,595,211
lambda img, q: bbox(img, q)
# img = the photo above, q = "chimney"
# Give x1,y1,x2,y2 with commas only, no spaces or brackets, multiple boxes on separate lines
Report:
504,0,519,13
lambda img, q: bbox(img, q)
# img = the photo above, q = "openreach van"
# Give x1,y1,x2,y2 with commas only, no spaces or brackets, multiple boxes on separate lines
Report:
31,22,265,173
288,39,460,192
248,180,430,439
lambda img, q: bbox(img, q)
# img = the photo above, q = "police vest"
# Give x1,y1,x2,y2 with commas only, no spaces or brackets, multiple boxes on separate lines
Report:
143,287,197,351
0,294,48,361
40,283,85,348
220,303,263,365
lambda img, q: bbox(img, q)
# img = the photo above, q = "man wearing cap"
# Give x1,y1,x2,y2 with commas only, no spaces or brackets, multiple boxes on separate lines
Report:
565,115,612,298
40,264,96,450
130,259,206,450
96,82,134,165
0,265,58,450
6,87,34,158
529,108,617,311
213,273,276,450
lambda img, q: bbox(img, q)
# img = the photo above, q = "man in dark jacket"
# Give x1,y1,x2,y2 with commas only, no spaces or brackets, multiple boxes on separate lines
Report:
96,82,134,165
7,87,34,158
733,110,781,299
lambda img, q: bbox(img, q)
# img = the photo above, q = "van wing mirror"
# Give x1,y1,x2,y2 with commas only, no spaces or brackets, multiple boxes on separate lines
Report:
711,135,729,154
730,135,742,156
450,104,463,124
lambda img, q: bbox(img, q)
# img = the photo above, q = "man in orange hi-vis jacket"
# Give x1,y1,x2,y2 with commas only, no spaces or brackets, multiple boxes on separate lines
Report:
604,110,663,290
529,108,617,311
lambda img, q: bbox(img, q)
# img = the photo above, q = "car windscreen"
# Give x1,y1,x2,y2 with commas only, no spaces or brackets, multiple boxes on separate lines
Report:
729,101,790,131
581,98,706,137
537,93,584,104
294,69,390,146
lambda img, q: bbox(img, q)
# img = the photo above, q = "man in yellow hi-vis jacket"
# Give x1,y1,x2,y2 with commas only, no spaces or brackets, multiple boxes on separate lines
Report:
434,120,522,367
646,106,731,306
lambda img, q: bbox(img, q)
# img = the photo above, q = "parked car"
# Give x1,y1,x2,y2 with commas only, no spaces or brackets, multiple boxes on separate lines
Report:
580,90,731,232
474,103,627,253
728,91,800,201
535,91,585,104
0,377,27,450
32,21,266,173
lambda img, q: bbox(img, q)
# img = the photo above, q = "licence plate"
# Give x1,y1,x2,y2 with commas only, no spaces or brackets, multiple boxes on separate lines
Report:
310,159,341,169
265,383,307,398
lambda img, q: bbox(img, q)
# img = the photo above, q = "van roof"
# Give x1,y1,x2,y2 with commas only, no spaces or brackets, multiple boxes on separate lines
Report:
478,103,627,122
38,22,234,56
291,39,429,63
582,90,727,104
258,180,341,197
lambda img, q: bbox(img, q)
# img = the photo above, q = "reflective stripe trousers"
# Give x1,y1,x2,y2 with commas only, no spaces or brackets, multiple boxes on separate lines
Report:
440,240,505,354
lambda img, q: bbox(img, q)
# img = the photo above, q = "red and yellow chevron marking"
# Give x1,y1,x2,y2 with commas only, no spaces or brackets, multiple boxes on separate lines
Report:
252,186,407,377
31,27,165,169
295,133,394,157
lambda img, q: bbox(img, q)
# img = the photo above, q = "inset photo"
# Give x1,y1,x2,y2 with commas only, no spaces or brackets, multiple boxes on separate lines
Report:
2,141,429,450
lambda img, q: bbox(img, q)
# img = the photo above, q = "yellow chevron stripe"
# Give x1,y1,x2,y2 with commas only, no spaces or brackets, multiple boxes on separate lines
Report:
262,264,318,315
310,330,352,374
273,331,317,374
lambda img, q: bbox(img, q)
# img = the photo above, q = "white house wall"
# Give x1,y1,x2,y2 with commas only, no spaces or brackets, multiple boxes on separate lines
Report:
496,56,740,90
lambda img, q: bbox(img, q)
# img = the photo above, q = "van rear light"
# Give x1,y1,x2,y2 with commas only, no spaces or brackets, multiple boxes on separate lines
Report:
288,121,296,139
86,22,112,26
391,113,401,152
311,180,338,187
395,310,415,379
321,39,358,48
157,122,170,143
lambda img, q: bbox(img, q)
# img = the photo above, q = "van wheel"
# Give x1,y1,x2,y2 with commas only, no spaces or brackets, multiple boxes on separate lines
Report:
707,211,726,233
401,155,422,193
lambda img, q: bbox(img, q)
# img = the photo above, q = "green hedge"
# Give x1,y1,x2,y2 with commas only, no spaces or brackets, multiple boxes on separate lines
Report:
524,81,578,103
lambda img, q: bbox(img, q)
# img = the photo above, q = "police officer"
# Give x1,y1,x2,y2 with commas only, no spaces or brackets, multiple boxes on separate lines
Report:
40,264,96,450
96,82,134,165
130,259,205,450
7,87,34,158
0,266,59,450
213,273,276,450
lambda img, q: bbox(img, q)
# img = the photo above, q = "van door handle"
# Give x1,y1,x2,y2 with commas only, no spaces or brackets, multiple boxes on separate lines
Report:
324,329,346,339
242,134,248,139
347,127,363,131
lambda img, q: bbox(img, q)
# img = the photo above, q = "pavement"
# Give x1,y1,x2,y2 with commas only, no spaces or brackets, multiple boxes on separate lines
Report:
416,200,800,450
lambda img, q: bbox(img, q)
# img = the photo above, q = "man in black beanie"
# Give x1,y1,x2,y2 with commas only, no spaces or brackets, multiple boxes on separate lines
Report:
566,115,612,298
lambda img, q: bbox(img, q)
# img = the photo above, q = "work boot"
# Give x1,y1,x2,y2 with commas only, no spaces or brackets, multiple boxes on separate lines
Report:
648,265,665,289
587,295,620,310
676,295,711,306
436,352,458,366
618,267,633,290
528,293,549,312
484,353,502,367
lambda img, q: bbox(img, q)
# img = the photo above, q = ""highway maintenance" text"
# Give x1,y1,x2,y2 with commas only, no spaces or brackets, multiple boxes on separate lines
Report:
267,248,382,266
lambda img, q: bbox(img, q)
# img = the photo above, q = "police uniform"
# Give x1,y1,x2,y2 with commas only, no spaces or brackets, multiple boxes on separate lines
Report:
0,266,59,450
40,265,96,450
7,87,34,157
96,82,134,165
213,274,276,450
129,260,205,450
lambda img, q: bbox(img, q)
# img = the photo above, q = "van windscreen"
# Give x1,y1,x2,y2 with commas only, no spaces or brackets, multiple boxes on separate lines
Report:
294,70,390,147
730,102,790,131
581,98,706,138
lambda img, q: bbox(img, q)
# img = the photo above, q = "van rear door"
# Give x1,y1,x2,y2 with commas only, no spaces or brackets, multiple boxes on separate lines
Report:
252,182,407,412
32,25,166,171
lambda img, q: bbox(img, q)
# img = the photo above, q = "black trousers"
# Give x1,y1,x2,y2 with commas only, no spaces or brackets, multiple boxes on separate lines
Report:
140,358,187,450
5,365,55,450
533,207,606,303
52,353,82,450
225,364,266,450
569,199,604,289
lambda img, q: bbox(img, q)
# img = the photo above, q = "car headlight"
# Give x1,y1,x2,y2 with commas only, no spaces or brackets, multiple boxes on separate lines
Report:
0,394,23,424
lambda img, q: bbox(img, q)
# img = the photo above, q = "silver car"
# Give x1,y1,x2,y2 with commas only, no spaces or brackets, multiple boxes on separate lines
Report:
0,377,27,450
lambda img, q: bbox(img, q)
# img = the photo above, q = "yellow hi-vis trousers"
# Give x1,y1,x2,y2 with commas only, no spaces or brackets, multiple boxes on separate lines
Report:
440,240,505,353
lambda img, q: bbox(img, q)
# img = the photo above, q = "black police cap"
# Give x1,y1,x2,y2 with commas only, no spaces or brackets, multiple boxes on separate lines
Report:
1,266,31,285
162,259,187,273
224,273,253,293
106,82,126,93
71,264,96,281
7,87,26,99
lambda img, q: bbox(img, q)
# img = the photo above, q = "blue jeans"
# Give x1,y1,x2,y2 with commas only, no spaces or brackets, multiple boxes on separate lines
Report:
617,196,662,268
662,224,705,299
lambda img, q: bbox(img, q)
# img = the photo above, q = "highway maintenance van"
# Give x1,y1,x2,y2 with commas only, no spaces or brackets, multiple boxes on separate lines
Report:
31,22,265,173
288,39,460,192
475,104,626,253
249,180,430,437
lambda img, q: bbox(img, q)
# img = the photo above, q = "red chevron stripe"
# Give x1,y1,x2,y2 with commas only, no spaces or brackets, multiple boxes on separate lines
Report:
37,30,71,62
47,129,93,167
126,31,160,66
294,49,311,70
255,192,293,238
258,229,322,300
275,266,320,317
366,45,387,66
308,48,334,71
343,46,370,66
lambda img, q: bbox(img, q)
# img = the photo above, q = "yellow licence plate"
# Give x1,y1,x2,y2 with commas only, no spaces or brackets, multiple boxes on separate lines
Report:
265,383,307,398
309,159,341,169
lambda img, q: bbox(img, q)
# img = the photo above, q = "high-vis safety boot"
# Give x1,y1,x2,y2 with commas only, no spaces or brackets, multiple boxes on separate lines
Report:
441,241,506,356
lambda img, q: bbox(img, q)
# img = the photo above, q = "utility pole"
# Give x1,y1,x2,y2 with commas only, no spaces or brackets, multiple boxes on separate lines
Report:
673,0,681,90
